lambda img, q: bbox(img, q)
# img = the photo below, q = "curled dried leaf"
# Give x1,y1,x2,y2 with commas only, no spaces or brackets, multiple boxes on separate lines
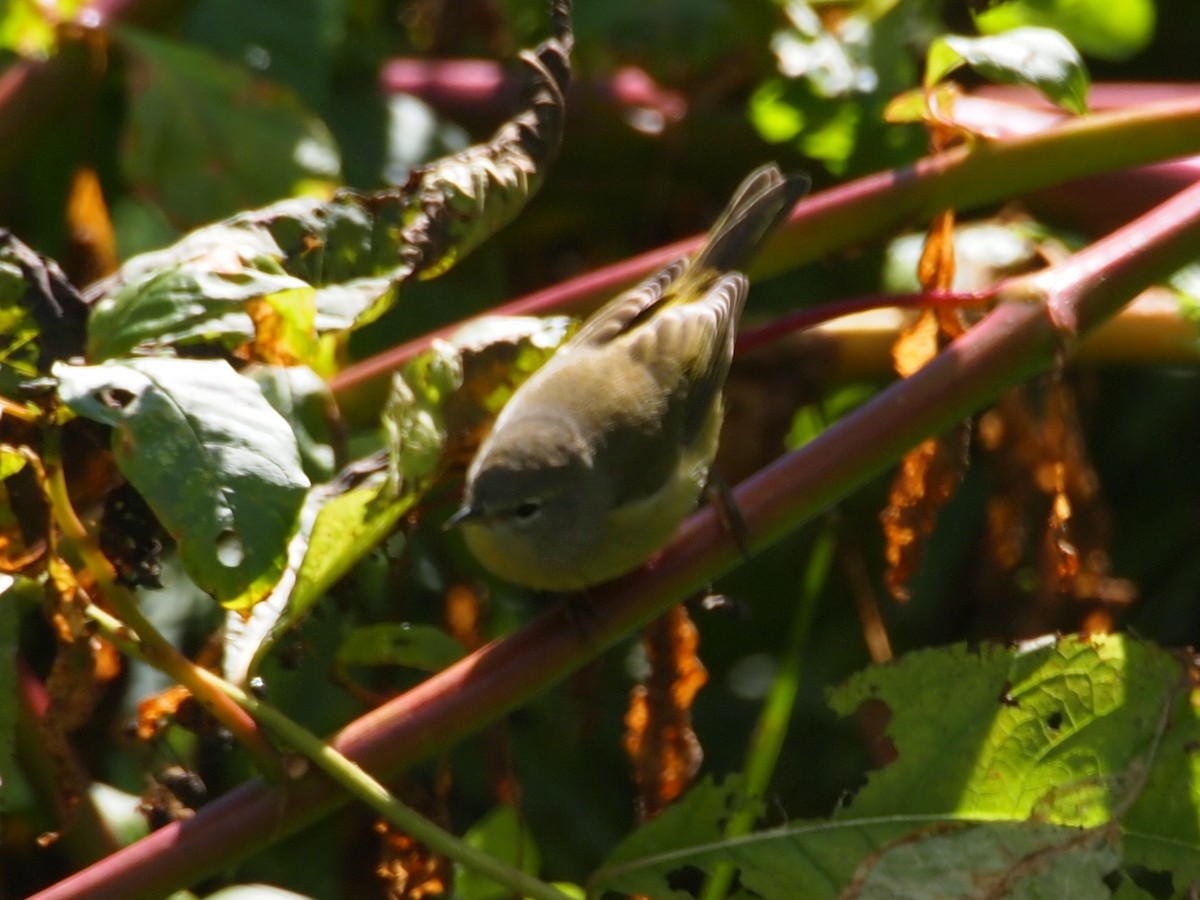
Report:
977,384,1134,634
135,684,196,742
624,604,708,821
881,424,970,602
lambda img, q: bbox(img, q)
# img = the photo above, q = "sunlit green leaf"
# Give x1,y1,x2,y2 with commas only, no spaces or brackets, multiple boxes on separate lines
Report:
54,358,309,608
927,28,1089,115
594,636,1200,897
223,460,410,684
248,365,336,482
974,0,1154,63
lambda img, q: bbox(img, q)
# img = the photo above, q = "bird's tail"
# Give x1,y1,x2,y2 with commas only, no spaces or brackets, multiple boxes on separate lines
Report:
689,163,810,279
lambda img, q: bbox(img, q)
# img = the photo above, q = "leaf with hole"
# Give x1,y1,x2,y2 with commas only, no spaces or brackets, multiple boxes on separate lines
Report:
594,636,1200,897
54,358,309,609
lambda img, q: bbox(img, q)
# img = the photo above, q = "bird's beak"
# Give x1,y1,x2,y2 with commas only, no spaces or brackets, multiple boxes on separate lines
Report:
444,503,482,530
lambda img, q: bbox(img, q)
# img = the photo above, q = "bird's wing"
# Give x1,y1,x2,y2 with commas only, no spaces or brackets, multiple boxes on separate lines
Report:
627,270,748,442
569,258,688,348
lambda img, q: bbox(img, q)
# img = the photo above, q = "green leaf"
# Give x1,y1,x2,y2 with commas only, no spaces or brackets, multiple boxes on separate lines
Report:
926,28,1089,115
54,358,310,608
116,27,341,228
849,820,1119,898
88,782,150,848
248,366,336,482
456,804,543,900
85,199,395,360
974,0,1154,63
223,461,411,684
397,28,571,280
86,250,313,362
594,636,1200,897
336,623,465,672
224,316,569,683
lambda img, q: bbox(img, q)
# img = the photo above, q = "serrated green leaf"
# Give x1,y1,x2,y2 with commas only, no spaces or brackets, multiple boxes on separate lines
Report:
928,28,1089,115
974,0,1154,62
54,358,309,608
116,26,341,228
336,623,465,672
595,637,1200,897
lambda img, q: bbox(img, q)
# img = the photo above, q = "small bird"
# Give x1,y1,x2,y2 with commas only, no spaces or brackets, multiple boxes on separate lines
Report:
449,164,809,590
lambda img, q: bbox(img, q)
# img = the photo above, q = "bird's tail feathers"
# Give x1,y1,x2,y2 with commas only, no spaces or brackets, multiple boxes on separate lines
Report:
689,164,810,279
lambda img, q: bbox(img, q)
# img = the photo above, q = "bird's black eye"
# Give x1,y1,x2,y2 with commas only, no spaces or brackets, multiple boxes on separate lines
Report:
514,500,541,521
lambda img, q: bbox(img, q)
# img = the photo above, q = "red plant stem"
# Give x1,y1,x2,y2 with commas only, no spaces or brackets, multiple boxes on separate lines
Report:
328,91,1200,403
733,289,989,356
378,59,685,127
33,147,1200,900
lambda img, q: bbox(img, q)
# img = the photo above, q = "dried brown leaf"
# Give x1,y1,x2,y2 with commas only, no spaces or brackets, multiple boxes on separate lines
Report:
64,166,118,286
881,423,970,602
374,788,453,900
976,382,1134,635
623,604,707,821
135,684,195,742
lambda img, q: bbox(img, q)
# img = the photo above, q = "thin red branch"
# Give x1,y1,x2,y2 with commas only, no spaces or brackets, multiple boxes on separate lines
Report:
34,153,1200,900
328,90,1200,403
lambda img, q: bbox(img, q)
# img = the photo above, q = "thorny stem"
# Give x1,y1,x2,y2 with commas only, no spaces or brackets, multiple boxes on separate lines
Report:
40,427,281,777
86,605,574,900
32,106,1200,900
328,91,1200,412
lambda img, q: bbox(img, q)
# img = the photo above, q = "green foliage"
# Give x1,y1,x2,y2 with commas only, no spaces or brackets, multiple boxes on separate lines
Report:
223,463,411,684
335,623,465,672
0,0,88,58
4,0,1200,897
116,27,341,229
455,803,587,900
595,636,1200,897
749,0,924,175
55,358,311,608
926,28,1090,114
973,0,1155,62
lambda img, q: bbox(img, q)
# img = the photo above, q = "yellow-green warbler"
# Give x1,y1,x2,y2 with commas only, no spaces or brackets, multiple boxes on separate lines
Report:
449,164,809,590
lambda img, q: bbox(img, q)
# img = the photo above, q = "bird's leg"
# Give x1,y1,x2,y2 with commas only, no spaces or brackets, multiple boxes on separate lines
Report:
703,472,751,559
